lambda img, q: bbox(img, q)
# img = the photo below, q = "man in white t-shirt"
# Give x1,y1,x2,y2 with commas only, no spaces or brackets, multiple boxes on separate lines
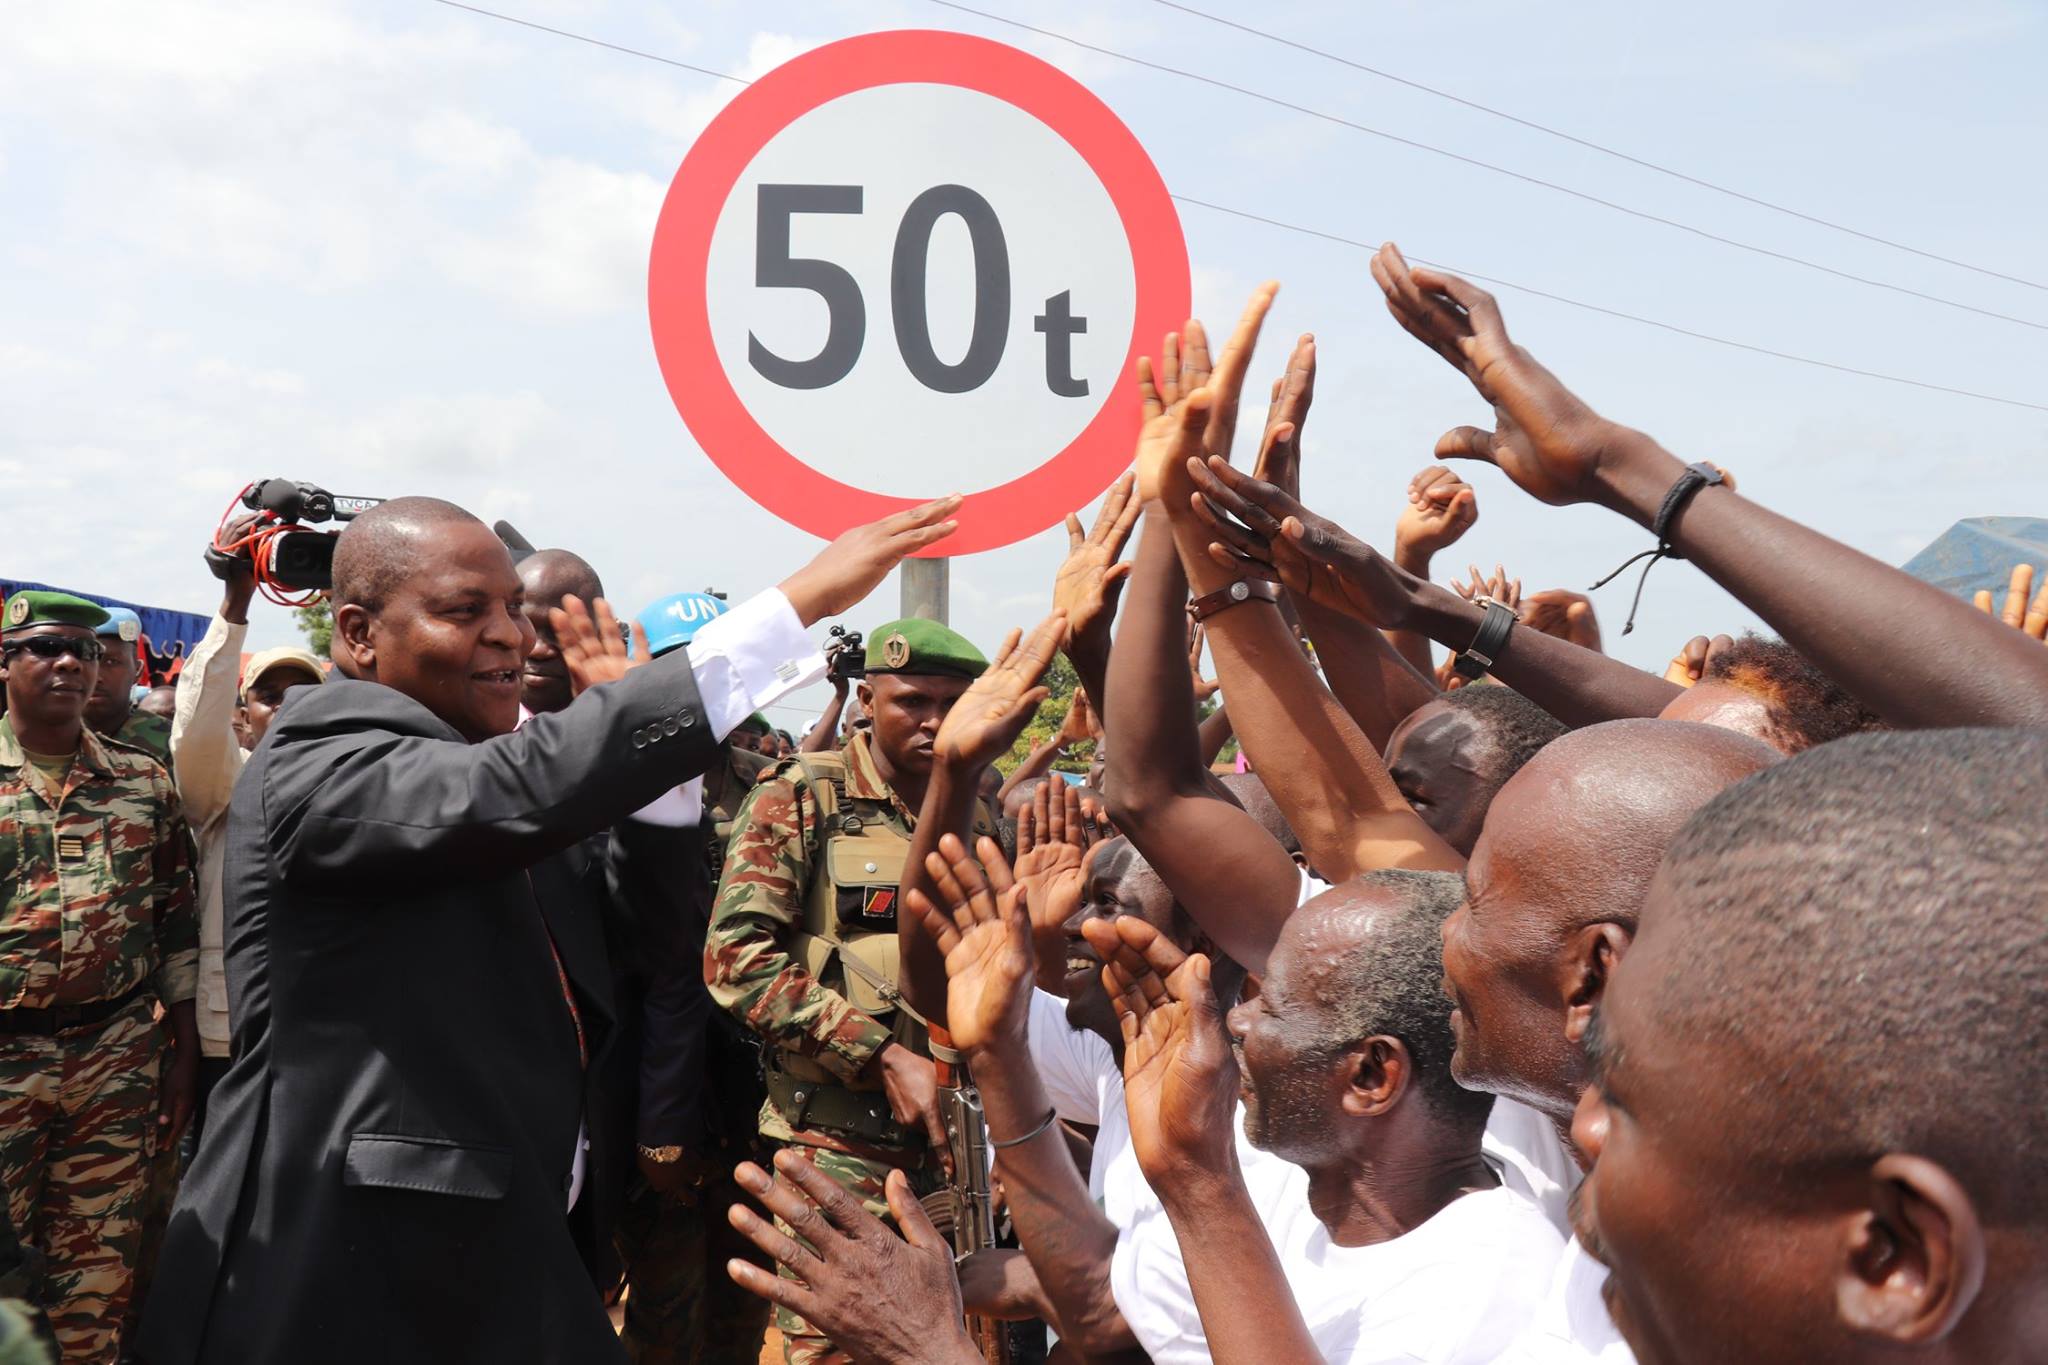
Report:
1091,868,1563,1365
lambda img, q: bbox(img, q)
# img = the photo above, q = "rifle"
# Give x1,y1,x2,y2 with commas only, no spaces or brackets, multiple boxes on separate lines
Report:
929,1026,1011,1364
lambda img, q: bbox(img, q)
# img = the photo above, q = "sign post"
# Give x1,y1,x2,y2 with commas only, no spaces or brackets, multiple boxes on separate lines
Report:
648,28,1190,566
901,556,949,624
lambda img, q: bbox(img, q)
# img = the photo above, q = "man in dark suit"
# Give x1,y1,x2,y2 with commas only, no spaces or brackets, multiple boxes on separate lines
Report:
139,493,961,1365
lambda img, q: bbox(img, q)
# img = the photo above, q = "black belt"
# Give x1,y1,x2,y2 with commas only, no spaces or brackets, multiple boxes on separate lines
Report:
0,981,150,1036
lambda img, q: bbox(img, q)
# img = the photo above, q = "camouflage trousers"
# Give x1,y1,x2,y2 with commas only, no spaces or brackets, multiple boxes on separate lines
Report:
772,1143,940,1365
614,1170,772,1365
0,999,160,1365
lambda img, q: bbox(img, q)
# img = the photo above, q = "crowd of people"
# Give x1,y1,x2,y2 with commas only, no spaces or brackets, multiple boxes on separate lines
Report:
1,243,2044,1365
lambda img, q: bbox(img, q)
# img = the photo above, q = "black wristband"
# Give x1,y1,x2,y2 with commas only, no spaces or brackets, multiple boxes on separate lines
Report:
1454,598,1517,679
1588,461,1727,635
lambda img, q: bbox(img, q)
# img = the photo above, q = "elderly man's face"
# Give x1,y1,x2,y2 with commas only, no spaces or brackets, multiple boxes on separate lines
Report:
1439,775,1586,1114
1227,895,1369,1163
344,520,534,742
1572,872,1829,1365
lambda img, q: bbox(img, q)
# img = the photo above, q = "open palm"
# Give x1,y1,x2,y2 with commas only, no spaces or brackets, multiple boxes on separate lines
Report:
932,612,1065,771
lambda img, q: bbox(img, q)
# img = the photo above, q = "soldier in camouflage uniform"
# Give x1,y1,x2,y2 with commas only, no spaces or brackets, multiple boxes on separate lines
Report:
0,591,200,1364
707,619,996,1365
83,610,170,774
614,593,780,1365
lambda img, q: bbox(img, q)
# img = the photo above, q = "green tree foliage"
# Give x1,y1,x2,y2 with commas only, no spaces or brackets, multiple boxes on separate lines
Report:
997,653,1095,776
295,599,333,658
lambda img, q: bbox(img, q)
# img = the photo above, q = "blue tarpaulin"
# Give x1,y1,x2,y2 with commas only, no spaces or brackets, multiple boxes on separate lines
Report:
1900,518,2048,601
0,577,211,666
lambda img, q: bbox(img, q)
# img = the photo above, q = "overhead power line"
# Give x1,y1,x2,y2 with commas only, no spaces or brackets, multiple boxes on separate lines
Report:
421,0,2048,415
1145,0,2048,294
921,0,2048,334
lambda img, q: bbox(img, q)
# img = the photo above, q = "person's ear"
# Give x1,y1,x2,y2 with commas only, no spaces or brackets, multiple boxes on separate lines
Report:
332,603,376,677
856,680,874,714
1836,1155,1983,1344
1342,1036,1408,1118
1561,921,1631,1046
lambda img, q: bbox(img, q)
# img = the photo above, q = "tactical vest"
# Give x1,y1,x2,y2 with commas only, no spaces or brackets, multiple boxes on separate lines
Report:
760,750,995,1148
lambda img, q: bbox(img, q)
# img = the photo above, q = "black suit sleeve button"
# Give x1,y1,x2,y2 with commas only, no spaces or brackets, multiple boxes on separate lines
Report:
631,729,648,749
679,711,696,728
662,717,680,737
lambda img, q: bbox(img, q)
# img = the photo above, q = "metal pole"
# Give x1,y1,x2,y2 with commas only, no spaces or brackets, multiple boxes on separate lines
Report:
901,557,949,625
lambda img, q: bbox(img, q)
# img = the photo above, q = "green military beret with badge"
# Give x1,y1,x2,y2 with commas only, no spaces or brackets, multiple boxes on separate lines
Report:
2,590,111,634
863,618,987,679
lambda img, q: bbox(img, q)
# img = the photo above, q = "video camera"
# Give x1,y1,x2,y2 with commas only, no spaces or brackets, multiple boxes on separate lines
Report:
208,479,385,596
825,624,865,682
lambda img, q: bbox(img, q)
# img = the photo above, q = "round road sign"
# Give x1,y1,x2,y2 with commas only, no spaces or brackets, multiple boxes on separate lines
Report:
648,29,1190,555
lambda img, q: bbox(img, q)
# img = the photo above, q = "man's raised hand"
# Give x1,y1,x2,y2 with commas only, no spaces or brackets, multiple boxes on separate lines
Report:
1082,917,1239,1183
1370,243,1627,508
1251,333,1316,498
1052,474,1141,655
931,611,1067,773
907,833,1035,1054
725,1153,979,1365
1185,457,1417,628
550,595,652,695
1393,465,1478,568
778,496,963,627
1014,781,1102,995
1664,633,1735,687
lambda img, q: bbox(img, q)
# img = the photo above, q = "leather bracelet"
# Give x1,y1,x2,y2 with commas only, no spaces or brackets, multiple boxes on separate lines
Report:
1187,578,1281,622
1588,461,1728,636
1454,595,1519,679
990,1108,1059,1149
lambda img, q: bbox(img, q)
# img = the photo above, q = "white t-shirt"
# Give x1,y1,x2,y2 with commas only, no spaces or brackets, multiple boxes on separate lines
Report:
1499,1236,1636,1363
1028,991,1565,1365
1483,1098,1583,1237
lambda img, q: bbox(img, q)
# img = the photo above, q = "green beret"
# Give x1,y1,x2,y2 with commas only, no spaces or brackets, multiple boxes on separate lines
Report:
3,590,110,634
739,712,772,735
865,618,987,679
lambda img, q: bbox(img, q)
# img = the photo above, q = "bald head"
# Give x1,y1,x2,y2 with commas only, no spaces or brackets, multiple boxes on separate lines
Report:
332,497,490,616
1482,719,1781,936
517,549,604,613
1218,772,1300,856
1441,719,1780,1117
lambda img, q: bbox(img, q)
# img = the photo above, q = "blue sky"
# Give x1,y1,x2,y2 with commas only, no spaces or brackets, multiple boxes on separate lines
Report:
4,0,2042,729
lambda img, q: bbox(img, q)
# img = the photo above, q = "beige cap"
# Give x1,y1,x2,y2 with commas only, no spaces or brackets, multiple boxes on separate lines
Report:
241,646,326,700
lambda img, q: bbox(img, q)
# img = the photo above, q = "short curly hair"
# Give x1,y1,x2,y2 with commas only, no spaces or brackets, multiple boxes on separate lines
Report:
1439,683,1568,786
1704,633,1883,753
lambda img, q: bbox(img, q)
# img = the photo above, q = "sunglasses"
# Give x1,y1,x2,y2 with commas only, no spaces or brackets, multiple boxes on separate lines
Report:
1,635,107,664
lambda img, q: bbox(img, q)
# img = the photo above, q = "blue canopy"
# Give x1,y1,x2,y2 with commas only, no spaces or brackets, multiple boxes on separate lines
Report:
0,577,211,667
1900,517,2048,600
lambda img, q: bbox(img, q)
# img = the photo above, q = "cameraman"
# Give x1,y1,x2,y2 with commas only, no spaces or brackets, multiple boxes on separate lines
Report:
799,627,863,753
172,531,323,1140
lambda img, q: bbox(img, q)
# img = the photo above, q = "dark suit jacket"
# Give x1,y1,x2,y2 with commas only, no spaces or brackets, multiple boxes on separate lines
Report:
139,657,718,1365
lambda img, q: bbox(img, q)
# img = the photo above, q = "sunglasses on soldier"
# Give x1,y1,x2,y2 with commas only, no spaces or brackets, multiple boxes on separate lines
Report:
1,635,107,663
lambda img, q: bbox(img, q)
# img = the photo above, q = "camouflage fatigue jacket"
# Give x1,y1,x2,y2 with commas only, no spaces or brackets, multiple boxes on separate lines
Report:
0,715,200,1009
705,731,908,1085
106,708,174,773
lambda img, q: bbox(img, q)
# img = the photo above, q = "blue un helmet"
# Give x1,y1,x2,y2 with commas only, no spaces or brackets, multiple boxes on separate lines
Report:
638,592,728,657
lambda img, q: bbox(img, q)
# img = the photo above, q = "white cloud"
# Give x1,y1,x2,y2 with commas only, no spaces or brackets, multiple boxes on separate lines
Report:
1758,7,2034,83
194,357,308,396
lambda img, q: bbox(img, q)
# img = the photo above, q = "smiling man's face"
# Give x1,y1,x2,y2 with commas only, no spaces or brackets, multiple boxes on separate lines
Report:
1060,838,1180,1045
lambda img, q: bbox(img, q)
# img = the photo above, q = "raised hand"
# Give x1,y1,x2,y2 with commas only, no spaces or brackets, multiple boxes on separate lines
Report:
1081,917,1239,1181
1185,456,1418,628
1393,465,1478,568
1450,563,1522,612
725,1153,978,1365
1013,782,1101,995
1663,633,1735,687
1185,620,1220,702
1519,588,1604,653
778,497,963,627
1052,474,1141,655
1251,333,1316,498
1135,286,1280,502
931,612,1067,773
1371,243,1629,508
908,834,1036,1054
1054,686,1099,749
549,595,651,695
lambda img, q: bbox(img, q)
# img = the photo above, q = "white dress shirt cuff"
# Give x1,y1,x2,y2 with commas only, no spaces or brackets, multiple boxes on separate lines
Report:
631,776,705,828
683,588,825,743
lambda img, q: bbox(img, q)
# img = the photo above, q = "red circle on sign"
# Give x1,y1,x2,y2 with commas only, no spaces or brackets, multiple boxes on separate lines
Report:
648,29,1189,556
